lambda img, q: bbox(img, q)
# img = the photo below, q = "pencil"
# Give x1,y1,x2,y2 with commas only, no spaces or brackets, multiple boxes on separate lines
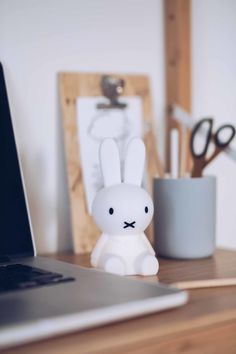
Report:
173,278,236,290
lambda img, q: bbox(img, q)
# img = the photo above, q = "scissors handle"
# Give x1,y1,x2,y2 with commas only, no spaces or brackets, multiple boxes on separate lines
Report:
206,124,236,166
191,119,236,177
190,118,213,178
190,118,213,159
214,124,236,148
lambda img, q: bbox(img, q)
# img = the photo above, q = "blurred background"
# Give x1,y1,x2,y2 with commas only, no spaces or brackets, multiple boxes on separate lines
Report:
0,0,236,253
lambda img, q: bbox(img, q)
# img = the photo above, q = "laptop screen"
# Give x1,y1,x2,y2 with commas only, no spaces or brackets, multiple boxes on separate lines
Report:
0,64,34,258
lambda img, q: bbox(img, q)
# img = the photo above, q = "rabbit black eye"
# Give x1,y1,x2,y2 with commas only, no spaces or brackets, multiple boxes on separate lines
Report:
145,206,148,213
109,208,114,215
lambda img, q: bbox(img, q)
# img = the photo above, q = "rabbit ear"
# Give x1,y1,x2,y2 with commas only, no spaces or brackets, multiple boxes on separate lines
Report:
99,138,121,187
124,138,145,186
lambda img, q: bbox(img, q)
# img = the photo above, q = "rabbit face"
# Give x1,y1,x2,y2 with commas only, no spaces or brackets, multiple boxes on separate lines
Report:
92,183,154,235
92,137,154,235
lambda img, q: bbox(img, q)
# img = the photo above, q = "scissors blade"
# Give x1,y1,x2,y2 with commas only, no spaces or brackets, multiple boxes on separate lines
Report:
172,104,236,163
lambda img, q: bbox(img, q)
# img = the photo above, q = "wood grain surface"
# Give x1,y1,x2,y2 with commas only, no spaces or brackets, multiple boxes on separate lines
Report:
164,0,192,175
4,249,236,354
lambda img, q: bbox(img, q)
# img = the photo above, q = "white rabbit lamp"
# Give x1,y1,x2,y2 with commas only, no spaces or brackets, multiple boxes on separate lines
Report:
91,138,159,276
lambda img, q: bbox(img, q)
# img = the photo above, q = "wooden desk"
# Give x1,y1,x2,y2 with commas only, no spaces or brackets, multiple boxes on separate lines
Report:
4,249,236,354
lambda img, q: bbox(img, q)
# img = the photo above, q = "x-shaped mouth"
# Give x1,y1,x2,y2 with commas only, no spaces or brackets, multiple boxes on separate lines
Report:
123,221,136,229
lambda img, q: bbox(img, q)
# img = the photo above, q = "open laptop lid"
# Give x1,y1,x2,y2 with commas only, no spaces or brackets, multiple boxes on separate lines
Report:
0,63,34,260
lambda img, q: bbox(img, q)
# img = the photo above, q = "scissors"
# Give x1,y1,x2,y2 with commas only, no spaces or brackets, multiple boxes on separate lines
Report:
190,118,236,178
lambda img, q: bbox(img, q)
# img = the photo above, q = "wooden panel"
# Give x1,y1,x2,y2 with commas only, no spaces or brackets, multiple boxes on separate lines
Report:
164,0,192,175
59,73,163,253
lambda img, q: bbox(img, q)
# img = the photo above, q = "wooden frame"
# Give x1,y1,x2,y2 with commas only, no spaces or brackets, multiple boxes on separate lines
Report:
164,0,192,174
59,73,162,253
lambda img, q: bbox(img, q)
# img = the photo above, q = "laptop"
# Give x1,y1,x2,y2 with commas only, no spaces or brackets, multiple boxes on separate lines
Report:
0,63,188,349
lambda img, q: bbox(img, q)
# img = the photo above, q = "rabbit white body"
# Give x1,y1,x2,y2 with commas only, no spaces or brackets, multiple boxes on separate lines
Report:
91,232,157,275
91,138,159,276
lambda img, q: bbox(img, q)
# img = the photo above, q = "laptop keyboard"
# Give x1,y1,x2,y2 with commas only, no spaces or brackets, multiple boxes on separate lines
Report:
0,264,75,293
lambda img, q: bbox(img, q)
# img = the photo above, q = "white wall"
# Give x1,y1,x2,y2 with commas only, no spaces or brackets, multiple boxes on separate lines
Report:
192,0,236,249
1,0,236,252
0,0,165,253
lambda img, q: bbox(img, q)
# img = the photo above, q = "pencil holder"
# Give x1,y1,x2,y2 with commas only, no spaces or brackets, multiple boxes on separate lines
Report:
153,176,216,259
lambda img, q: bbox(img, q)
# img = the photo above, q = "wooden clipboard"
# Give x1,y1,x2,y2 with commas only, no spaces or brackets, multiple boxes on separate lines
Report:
59,72,163,253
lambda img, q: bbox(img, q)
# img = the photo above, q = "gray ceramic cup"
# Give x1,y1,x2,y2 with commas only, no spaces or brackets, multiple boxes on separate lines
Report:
153,176,216,259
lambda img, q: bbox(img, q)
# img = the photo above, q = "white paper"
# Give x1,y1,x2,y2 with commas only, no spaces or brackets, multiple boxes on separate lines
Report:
76,97,142,213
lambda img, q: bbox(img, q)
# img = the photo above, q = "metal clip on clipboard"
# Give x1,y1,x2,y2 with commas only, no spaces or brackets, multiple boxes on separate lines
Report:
97,75,127,109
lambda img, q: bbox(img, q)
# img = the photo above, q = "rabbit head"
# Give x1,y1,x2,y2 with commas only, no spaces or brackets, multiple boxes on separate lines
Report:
92,138,154,235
